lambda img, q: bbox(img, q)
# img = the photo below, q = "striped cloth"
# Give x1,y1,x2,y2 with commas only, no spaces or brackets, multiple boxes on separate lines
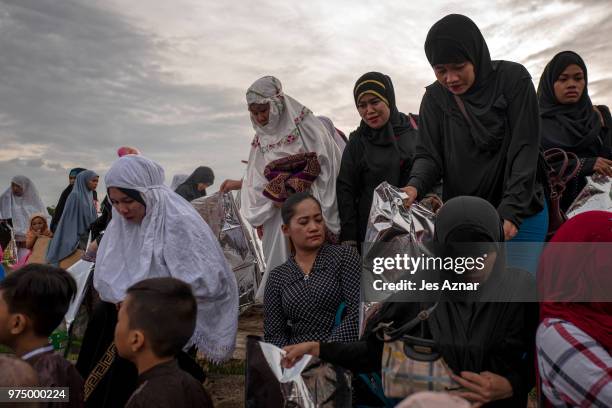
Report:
537,318,612,407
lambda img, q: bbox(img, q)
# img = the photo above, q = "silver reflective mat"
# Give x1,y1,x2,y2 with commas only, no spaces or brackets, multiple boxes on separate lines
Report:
192,192,264,311
359,182,436,335
567,175,612,218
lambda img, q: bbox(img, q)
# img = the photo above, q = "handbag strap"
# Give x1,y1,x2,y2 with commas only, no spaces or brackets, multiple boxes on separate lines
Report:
376,303,438,342
543,148,581,186
454,95,473,127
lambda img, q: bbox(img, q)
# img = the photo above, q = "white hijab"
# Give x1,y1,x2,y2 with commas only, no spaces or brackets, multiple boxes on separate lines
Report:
0,176,48,239
94,155,239,362
241,76,341,232
318,115,347,152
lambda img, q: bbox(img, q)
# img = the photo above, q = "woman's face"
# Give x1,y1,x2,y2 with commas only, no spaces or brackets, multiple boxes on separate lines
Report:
433,62,476,95
357,93,391,129
108,187,146,224
87,176,99,191
282,198,326,252
31,217,45,232
10,183,23,197
249,103,270,126
554,64,585,104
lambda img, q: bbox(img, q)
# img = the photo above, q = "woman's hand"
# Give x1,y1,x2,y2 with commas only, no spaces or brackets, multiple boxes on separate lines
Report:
400,186,419,208
281,342,320,368
219,179,243,193
503,220,518,241
450,371,513,407
593,157,612,177
86,240,98,253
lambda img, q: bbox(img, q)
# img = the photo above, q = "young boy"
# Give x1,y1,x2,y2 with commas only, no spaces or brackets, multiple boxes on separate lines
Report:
115,277,213,408
0,264,84,407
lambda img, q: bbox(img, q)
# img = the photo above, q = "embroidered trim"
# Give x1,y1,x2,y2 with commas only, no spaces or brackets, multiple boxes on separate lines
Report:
84,343,117,401
251,107,311,154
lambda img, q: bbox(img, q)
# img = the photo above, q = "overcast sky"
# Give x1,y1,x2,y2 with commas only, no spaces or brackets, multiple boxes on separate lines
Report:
1,0,611,205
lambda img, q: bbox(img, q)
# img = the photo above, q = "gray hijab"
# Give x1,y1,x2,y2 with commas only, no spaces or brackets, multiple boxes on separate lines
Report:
46,170,98,264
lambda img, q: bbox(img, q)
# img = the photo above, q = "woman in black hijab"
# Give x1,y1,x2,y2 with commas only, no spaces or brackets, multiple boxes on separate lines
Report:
538,51,612,210
404,14,547,272
282,196,537,407
174,166,215,202
336,72,430,247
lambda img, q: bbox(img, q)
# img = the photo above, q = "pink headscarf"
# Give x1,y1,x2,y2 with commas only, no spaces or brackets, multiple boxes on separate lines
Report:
117,146,140,157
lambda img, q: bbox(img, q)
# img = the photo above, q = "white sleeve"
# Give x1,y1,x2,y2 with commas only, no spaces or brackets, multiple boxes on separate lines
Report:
240,143,275,227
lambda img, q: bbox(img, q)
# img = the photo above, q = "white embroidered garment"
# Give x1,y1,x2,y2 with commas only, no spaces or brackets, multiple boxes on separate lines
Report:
318,115,347,152
241,76,342,300
0,176,48,240
94,155,239,362
241,76,342,233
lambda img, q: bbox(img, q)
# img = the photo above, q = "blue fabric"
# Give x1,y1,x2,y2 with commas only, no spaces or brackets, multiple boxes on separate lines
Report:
46,170,98,264
506,200,548,274
0,264,4,281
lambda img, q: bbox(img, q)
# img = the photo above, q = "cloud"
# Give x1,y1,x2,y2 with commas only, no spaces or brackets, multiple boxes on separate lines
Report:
0,0,610,205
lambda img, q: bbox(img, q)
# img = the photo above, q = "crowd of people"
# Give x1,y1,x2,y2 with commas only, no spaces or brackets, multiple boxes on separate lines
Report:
0,12,610,408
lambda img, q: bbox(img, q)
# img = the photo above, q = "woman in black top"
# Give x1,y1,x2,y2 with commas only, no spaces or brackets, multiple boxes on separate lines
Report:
336,72,431,248
263,192,360,347
403,14,547,272
174,166,215,202
538,50,612,210
283,196,538,407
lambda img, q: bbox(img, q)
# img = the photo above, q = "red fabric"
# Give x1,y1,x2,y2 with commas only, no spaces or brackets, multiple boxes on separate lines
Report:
538,211,612,352
117,146,140,157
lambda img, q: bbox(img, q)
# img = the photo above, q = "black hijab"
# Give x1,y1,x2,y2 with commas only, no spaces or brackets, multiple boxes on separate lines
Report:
428,197,535,398
538,51,607,154
352,72,414,185
175,166,215,202
424,14,526,152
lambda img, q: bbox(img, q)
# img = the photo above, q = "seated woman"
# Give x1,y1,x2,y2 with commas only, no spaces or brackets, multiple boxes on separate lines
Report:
283,196,538,407
538,51,612,211
403,14,547,273
264,192,360,347
25,213,53,250
76,155,239,407
536,211,612,407
45,170,99,265
336,72,437,248
241,76,342,300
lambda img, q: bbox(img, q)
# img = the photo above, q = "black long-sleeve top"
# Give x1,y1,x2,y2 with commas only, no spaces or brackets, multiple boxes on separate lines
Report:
319,265,539,407
336,118,419,243
408,62,544,228
263,244,361,347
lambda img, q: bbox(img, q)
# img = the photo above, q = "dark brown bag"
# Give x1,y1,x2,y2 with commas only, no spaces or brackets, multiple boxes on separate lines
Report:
542,148,580,239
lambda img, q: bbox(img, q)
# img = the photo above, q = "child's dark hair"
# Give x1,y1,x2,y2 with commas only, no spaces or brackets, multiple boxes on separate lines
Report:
280,192,321,224
125,277,197,358
0,264,76,337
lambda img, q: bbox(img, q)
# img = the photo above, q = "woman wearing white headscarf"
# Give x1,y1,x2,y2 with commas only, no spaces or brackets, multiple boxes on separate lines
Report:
0,176,48,261
78,155,239,406
96,155,238,358
242,76,342,299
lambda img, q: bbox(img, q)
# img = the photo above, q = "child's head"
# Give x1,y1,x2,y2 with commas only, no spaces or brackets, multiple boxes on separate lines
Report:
114,277,197,361
29,215,48,233
0,264,76,348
